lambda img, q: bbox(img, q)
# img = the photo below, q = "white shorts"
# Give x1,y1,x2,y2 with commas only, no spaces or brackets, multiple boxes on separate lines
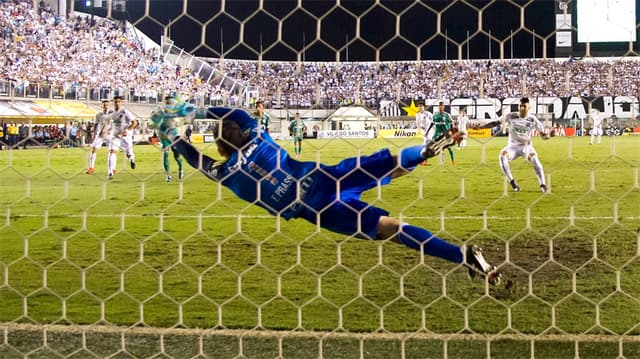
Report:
591,127,603,136
500,142,538,162
109,134,134,156
458,126,468,138
91,136,110,149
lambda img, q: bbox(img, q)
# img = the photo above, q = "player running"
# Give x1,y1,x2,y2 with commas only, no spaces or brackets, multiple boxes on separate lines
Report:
474,97,549,193
108,96,138,179
86,99,113,174
150,106,502,285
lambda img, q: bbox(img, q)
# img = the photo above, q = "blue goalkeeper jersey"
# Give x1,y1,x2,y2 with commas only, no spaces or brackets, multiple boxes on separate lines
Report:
205,108,394,225
206,108,318,219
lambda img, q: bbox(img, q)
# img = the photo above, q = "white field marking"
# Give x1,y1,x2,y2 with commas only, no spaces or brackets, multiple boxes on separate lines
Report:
1,323,639,343
5,214,640,221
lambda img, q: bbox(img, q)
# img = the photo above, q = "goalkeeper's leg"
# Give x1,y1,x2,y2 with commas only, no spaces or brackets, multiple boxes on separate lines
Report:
173,149,184,179
378,217,501,285
398,225,500,285
163,151,170,175
161,139,172,181
163,150,174,182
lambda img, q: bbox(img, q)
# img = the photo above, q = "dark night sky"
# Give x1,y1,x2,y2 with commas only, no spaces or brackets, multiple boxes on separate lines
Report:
75,0,639,61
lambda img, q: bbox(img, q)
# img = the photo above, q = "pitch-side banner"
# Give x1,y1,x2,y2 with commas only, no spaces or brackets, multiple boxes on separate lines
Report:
189,133,216,144
466,128,492,138
377,128,492,139
387,96,639,119
317,130,375,139
377,129,419,138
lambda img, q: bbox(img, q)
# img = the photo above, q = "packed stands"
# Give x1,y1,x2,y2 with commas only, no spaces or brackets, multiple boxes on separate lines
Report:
1,0,639,111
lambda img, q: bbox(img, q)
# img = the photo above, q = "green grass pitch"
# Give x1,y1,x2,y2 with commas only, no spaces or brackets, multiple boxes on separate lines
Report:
0,135,639,358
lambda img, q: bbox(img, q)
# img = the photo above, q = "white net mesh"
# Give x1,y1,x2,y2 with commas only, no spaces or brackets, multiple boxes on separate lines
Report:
0,0,639,358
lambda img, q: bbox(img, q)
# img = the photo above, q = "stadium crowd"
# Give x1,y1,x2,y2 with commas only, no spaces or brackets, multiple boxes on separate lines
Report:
222,58,639,109
0,0,206,100
1,0,639,111
0,120,90,149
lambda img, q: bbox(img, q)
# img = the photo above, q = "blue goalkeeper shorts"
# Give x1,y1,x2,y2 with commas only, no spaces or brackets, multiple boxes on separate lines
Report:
297,148,396,240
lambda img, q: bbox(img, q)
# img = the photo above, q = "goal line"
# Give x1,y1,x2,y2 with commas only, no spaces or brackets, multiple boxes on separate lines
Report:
2,322,639,343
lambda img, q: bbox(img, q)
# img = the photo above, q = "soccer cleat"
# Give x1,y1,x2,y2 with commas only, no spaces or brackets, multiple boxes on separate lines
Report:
108,173,113,180
130,161,136,170
166,175,172,183
464,244,501,285
420,161,428,166
85,167,94,174
540,184,547,193
451,160,456,166
510,179,520,192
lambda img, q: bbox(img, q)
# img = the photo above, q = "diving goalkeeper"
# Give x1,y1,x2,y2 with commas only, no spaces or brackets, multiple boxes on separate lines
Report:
151,106,502,285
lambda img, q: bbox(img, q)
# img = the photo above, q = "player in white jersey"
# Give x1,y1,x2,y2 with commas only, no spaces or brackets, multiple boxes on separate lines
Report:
498,97,549,193
415,101,434,165
108,96,138,179
86,99,113,174
589,109,603,145
456,108,469,149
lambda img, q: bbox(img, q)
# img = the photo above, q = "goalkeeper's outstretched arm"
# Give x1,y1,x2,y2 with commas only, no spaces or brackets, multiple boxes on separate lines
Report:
170,138,221,181
469,119,502,130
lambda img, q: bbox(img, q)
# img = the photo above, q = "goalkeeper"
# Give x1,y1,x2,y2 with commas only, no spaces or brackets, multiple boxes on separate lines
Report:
152,106,501,285
151,96,195,182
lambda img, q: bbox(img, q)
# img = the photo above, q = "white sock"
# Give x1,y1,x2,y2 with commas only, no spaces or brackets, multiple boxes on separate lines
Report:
532,155,545,186
108,152,117,174
89,152,96,168
499,154,514,181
